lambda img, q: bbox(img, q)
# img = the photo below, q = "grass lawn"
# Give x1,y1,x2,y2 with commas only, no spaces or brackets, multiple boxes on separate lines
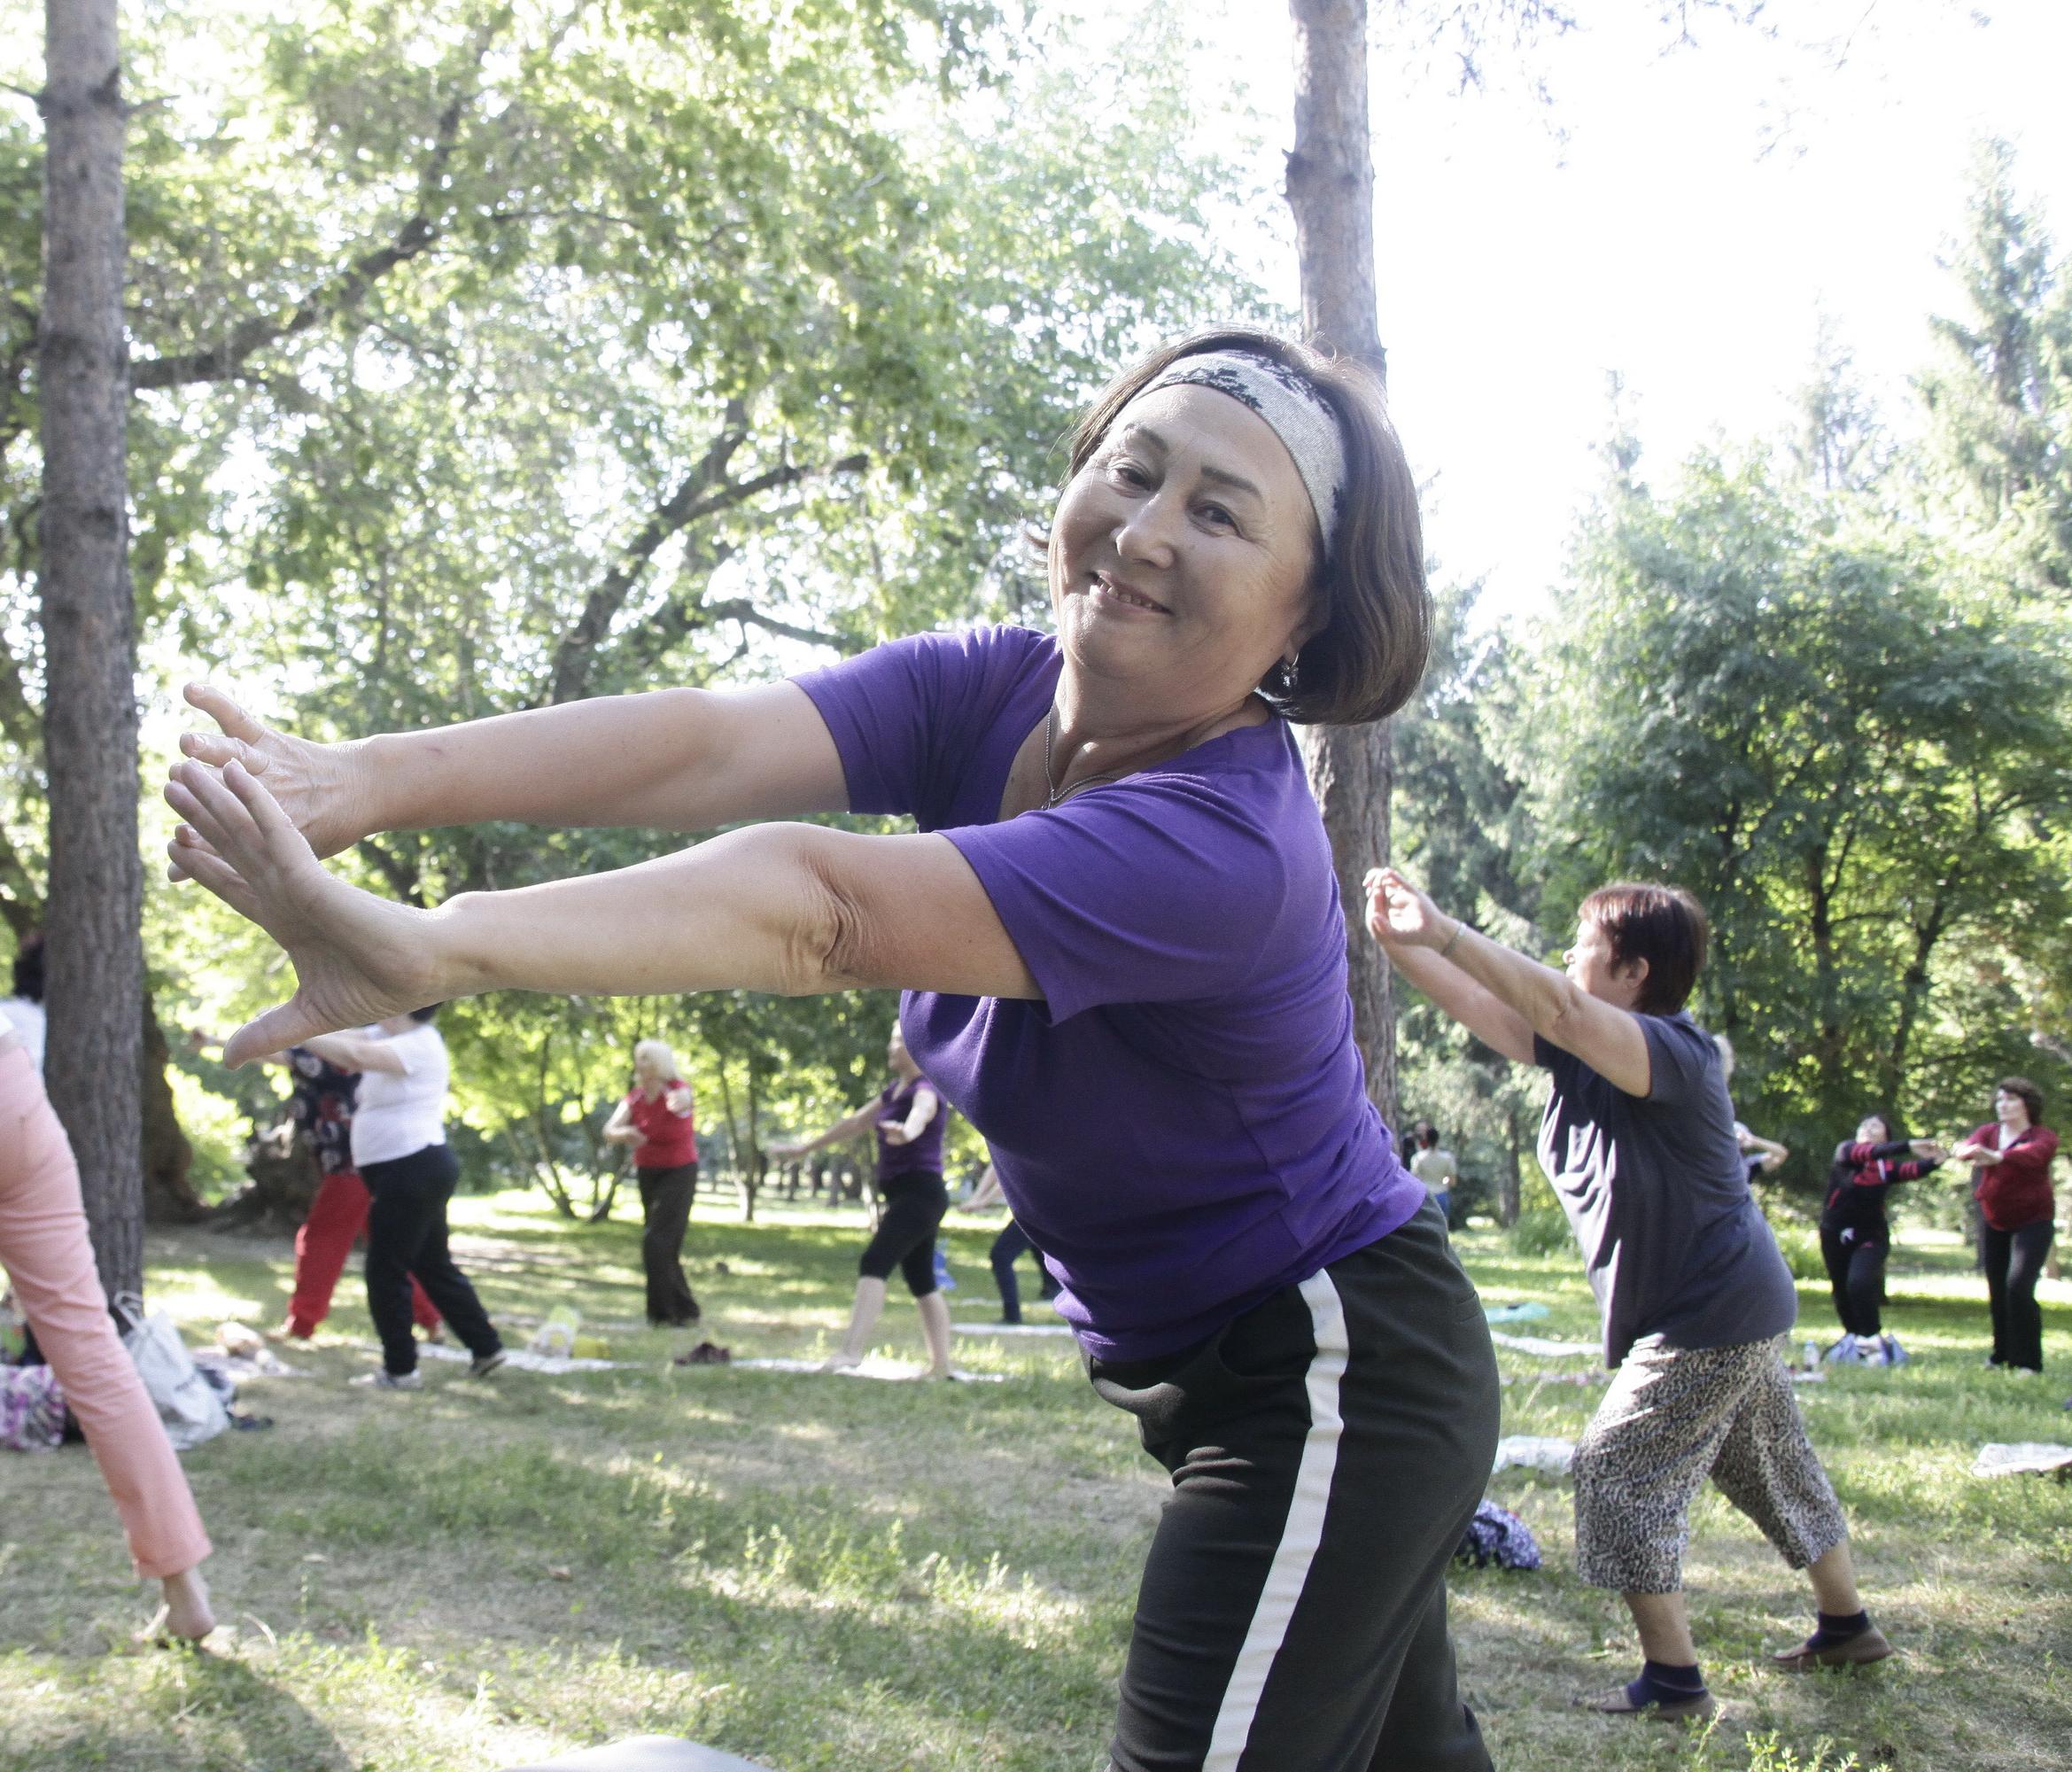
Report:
3,1192,2068,1772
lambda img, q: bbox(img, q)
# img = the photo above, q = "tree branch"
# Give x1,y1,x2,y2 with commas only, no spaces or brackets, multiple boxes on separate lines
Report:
129,20,495,392
544,439,868,703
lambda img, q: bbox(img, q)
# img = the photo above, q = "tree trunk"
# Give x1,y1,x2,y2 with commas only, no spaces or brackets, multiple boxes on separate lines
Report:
141,992,207,1224
1286,0,1397,1125
39,0,144,1300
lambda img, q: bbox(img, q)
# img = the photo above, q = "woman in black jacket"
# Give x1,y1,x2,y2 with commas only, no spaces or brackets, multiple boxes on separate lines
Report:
1820,1115,1944,1366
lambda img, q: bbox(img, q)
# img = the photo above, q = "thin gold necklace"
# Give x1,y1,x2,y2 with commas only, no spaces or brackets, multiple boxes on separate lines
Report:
1043,703,1129,808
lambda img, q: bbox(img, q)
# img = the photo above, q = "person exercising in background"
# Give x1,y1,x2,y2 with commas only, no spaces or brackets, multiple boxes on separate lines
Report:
1407,1123,1459,1226
770,1022,952,1376
965,1161,1060,1325
601,1038,702,1329
1819,1115,1944,1368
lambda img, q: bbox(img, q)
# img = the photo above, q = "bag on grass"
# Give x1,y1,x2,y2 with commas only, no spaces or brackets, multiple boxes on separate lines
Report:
113,1294,229,1451
0,1362,66,1450
528,1304,581,1358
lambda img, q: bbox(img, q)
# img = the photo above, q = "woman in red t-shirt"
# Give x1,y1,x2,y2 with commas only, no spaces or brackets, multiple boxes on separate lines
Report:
1951,1076,2059,1374
602,1039,701,1327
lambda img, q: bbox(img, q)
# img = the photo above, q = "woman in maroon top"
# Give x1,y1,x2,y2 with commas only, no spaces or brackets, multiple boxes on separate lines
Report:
1951,1076,2059,1374
771,1022,952,1377
601,1039,701,1327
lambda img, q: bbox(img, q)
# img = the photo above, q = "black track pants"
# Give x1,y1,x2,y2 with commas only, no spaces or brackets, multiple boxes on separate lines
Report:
361,1144,501,1376
1820,1224,1889,1338
637,1162,701,1326
1092,1201,1499,1772
1981,1217,2054,1372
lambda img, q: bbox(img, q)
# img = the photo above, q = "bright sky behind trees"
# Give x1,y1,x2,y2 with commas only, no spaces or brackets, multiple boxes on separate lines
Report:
1191,0,2072,616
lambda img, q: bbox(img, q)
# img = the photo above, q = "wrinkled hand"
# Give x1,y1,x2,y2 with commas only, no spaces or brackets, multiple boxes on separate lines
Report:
1363,866,1447,949
168,684,376,879
165,758,446,1065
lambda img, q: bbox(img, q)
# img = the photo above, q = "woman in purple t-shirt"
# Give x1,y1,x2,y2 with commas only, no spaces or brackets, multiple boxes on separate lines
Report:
167,325,1499,1771
771,1022,952,1377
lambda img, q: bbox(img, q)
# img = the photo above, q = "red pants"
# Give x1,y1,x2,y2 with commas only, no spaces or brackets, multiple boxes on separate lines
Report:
286,1168,440,1339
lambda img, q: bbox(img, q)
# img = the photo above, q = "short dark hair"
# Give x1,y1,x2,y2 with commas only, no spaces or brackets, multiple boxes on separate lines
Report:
1059,325,1431,726
10,933,43,1004
1416,1122,1440,1149
1578,882,1709,1015
1997,1076,2045,1123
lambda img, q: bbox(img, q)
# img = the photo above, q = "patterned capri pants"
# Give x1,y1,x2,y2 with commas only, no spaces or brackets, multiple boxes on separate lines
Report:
1572,1335,1850,1594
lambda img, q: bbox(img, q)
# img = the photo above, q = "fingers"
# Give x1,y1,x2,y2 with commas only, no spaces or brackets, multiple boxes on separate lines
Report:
220,757,301,844
183,682,268,745
166,759,298,872
224,1002,327,1069
167,843,265,922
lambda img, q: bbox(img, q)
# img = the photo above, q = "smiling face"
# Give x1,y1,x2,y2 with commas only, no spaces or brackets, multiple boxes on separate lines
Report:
1049,383,1321,711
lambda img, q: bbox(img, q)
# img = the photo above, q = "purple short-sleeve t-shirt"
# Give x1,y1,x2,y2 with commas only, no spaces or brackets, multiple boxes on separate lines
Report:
795,624,1425,1361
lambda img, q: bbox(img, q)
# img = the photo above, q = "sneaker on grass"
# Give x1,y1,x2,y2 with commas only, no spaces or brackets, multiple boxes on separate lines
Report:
468,1349,508,1380
350,1369,422,1391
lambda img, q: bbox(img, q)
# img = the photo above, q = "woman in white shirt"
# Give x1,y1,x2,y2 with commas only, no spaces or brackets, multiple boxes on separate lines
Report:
297,1006,505,1389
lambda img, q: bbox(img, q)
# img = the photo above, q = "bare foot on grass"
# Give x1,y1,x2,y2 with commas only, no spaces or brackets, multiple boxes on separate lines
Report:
147,1566,214,1643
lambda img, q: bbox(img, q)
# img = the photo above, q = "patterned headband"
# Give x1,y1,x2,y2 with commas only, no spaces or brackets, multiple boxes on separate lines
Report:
1132,349,1347,556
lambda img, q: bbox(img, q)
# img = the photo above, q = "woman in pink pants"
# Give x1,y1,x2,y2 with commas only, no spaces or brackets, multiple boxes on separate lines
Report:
1,1015,214,1636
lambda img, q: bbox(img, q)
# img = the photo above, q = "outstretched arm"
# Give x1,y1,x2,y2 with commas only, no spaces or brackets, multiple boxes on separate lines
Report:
172,678,850,870
298,1030,407,1075
1366,867,1651,1096
771,1101,881,1158
167,758,1039,1066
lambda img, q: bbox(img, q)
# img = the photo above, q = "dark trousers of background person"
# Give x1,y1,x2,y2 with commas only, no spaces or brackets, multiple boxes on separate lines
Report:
637,1162,701,1327
858,1171,948,1295
1819,1225,1889,1339
989,1217,1059,1325
1979,1217,2054,1372
361,1144,503,1378
1094,1201,1498,1772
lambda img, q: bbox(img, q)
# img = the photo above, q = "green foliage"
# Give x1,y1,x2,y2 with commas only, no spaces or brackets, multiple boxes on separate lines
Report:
1,0,1267,1178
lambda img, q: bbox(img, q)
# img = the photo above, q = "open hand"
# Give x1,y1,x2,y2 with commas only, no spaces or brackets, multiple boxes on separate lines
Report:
169,684,376,879
165,758,446,1065
1363,867,1448,950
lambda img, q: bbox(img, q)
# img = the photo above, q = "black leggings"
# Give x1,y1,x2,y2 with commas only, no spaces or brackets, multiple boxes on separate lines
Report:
1820,1224,1889,1338
858,1171,948,1296
361,1143,501,1376
1980,1217,2054,1372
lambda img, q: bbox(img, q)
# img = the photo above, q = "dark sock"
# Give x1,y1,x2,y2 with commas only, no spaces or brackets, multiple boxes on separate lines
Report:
1807,1610,1870,1651
1625,1659,1707,1707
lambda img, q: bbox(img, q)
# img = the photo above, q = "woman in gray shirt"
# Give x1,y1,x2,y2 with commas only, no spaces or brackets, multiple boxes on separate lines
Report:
1370,869,1892,1722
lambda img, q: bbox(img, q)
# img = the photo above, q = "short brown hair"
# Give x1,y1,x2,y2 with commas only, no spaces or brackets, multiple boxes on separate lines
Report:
1579,882,1709,1015
1997,1076,2045,1123
1060,325,1430,726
